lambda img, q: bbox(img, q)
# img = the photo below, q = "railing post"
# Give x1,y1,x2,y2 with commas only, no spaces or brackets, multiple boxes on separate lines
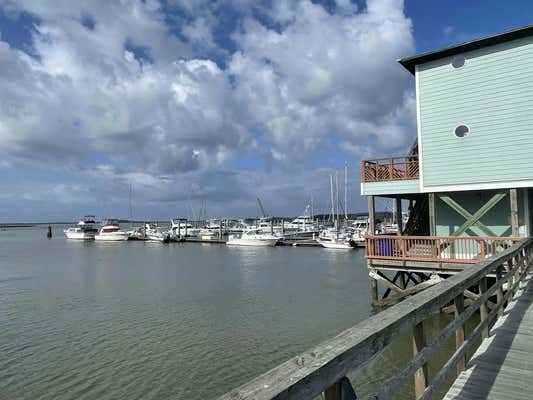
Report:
454,294,466,374
479,239,485,260
479,277,489,340
412,321,428,398
496,265,504,317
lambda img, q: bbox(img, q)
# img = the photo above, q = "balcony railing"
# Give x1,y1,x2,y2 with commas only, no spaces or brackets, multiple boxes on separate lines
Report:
365,235,522,264
361,156,419,183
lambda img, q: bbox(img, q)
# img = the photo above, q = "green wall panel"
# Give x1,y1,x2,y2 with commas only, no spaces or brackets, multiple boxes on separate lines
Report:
418,35,533,188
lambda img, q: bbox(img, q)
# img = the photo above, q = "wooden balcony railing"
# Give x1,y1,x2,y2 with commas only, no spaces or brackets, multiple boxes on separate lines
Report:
365,235,522,264
361,156,419,183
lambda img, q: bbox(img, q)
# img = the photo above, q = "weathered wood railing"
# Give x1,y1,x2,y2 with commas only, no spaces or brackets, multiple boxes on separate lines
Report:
361,156,419,183
216,238,533,400
365,235,522,264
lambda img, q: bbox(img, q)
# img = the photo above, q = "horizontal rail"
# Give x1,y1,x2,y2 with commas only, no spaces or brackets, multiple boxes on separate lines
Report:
217,238,532,400
365,235,522,264
361,156,419,183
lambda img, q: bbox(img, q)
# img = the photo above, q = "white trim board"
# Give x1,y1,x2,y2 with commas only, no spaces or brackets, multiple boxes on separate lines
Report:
415,64,424,192
423,179,533,193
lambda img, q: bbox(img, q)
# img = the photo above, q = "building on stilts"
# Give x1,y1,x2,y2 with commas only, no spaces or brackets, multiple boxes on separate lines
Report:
361,26,533,306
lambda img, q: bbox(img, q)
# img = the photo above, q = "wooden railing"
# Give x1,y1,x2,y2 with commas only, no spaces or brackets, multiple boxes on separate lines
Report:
361,156,419,182
216,238,533,400
365,235,522,264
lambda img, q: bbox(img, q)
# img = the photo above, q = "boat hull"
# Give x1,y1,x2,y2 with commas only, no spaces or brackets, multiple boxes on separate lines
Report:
64,230,96,240
319,241,354,250
94,233,129,241
226,238,278,247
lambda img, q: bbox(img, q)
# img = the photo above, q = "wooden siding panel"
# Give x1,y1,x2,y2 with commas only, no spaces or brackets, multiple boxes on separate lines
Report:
418,35,533,188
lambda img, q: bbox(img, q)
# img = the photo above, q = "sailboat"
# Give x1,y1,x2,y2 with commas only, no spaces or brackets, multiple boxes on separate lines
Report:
318,170,355,250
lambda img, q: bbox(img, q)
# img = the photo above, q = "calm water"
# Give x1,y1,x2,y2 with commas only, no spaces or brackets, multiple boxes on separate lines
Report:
1,225,462,400
1,225,375,400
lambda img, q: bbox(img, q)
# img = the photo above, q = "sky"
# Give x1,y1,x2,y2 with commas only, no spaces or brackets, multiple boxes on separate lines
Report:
0,0,532,222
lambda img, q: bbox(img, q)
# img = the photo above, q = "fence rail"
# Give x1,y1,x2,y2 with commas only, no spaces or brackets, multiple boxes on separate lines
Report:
216,238,533,400
361,156,419,183
365,235,522,264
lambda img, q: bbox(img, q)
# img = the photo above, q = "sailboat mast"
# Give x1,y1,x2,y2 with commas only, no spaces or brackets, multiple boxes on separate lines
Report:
335,171,340,238
344,162,348,221
129,183,133,228
330,174,334,223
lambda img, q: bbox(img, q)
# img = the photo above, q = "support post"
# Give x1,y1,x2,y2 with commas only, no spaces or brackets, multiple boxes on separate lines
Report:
510,188,519,237
454,294,466,374
412,321,428,398
369,263,378,304
479,278,489,340
395,196,403,235
428,193,436,236
368,195,375,235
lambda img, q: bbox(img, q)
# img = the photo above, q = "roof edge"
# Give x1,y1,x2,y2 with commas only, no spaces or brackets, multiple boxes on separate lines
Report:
398,24,533,75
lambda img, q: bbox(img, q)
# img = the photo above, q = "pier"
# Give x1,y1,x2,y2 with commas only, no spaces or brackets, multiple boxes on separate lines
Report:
216,238,533,399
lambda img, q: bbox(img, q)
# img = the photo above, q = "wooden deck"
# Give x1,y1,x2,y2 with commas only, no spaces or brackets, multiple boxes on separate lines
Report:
444,271,533,400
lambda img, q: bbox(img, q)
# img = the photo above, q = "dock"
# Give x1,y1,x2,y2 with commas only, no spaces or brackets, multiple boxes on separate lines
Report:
444,270,533,400
216,238,533,400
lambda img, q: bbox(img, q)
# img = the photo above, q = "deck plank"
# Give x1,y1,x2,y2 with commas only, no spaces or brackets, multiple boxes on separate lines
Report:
444,273,533,400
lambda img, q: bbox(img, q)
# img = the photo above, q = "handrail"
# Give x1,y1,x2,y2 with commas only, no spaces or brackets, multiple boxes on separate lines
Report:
216,238,533,400
361,156,419,183
365,235,522,264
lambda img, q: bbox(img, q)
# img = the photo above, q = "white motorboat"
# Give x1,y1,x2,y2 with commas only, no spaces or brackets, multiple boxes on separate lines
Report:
226,229,279,247
64,216,99,240
94,221,130,241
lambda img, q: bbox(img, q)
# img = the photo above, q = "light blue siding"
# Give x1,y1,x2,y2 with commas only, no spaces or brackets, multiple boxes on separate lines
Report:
418,35,533,188
361,179,420,196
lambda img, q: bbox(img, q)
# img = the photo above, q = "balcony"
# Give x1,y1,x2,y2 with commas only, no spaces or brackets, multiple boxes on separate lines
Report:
361,156,419,183
365,235,521,264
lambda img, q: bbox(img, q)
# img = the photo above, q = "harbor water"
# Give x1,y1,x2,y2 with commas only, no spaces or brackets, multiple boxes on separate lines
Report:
1,225,456,400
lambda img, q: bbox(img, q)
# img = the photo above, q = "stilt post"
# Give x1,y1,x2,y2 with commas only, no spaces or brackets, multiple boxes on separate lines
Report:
368,195,375,235
428,193,436,236
395,196,403,235
510,188,519,237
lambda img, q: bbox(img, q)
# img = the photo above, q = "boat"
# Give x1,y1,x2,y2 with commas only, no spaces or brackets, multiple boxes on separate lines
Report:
144,223,171,242
170,219,201,237
226,228,279,247
318,228,355,249
63,216,99,240
281,205,319,239
351,216,370,243
94,220,130,241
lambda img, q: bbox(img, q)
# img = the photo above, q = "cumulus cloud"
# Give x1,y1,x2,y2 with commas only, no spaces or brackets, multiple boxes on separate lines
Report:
0,0,415,220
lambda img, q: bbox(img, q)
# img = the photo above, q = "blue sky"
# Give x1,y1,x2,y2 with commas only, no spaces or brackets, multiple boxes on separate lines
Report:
0,0,531,222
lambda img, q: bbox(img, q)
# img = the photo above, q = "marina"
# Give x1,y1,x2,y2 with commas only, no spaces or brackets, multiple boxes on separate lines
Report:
3,1,533,399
